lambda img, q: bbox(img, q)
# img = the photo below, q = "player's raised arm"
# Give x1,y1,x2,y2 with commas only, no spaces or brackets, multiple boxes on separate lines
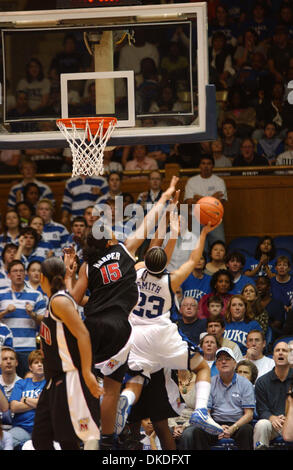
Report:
124,176,179,256
170,221,221,293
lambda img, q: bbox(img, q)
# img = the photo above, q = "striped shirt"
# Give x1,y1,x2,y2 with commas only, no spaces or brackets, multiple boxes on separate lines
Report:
7,178,55,208
0,233,20,256
61,176,108,218
42,220,69,257
0,321,13,348
0,285,47,351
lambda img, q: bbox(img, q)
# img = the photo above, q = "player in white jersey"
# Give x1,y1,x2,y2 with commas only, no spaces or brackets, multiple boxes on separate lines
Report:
115,221,225,439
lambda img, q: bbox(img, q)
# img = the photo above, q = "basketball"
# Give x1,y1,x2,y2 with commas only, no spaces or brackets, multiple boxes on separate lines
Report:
194,196,224,226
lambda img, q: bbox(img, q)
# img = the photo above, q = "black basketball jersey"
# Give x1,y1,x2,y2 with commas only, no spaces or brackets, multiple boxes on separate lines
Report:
39,290,81,380
84,242,139,318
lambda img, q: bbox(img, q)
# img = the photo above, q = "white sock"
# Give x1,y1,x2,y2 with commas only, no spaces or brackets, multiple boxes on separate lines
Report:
120,389,136,406
194,381,211,410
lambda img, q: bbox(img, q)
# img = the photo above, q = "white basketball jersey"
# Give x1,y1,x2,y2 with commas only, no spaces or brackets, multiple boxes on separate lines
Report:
129,268,174,326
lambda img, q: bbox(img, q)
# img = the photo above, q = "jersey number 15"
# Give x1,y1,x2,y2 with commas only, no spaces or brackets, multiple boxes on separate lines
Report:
100,262,122,284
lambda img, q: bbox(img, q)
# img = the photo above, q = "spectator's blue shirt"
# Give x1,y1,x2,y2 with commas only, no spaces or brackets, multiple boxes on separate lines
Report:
61,176,108,218
208,373,255,423
230,274,254,295
181,273,212,302
270,276,293,307
244,256,276,278
224,320,262,354
9,377,46,433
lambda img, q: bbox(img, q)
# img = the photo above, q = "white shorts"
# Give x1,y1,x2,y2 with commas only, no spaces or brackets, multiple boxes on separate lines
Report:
128,318,189,379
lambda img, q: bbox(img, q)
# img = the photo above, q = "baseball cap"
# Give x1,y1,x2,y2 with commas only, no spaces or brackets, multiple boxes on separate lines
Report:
216,347,236,361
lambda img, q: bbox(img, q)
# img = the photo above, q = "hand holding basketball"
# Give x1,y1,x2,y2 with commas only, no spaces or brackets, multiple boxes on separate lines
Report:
194,196,224,227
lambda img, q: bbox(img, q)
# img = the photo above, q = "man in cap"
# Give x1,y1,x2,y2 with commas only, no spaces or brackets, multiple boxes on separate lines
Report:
179,347,255,450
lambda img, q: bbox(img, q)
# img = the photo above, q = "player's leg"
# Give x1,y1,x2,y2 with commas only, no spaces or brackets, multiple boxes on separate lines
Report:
153,419,176,450
114,375,145,436
188,352,223,435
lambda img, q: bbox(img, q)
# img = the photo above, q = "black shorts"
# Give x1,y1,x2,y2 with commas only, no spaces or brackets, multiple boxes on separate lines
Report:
128,369,179,424
32,370,100,447
85,310,132,364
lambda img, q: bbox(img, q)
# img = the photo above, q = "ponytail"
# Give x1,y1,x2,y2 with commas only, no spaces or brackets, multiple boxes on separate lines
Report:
51,275,66,295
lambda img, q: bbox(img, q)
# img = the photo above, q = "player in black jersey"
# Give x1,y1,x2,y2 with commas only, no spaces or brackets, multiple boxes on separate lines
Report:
64,175,179,450
31,257,102,450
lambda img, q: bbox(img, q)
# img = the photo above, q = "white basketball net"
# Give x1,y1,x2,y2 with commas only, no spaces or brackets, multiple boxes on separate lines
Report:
57,118,117,177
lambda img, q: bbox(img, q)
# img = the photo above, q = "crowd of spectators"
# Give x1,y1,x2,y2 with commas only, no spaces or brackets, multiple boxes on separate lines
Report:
0,0,293,452
1,0,293,175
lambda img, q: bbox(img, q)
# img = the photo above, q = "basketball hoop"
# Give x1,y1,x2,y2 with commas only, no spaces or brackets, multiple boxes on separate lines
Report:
56,117,117,177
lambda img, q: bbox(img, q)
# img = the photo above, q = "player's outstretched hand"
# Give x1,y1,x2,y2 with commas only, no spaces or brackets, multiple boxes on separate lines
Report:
163,176,179,200
201,219,222,235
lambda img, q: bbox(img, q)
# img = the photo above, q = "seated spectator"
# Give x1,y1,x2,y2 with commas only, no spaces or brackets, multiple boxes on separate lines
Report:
0,209,21,254
160,41,189,84
234,52,275,106
36,199,69,258
7,91,38,134
221,118,242,161
234,28,267,70
83,205,99,236
253,340,293,449
206,314,243,361
219,87,256,138
206,295,224,320
176,297,207,347
179,347,255,451
210,138,232,169
14,227,49,270
225,251,253,294
26,261,45,296
241,283,269,335
0,244,18,288
270,255,293,309
136,170,163,213
16,58,50,114
0,347,22,402
9,350,46,449
244,330,275,379
256,121,285,164
200,333,221,376
65,216,88,264
198,269,234,319
267,25,293,83
242,1,275,46
148,84,186,126
125,145,159,171
208,4,238,52
180,255,212,303
15,201,35,228
256,81,290,136
22,183,41,211
61,171,109,226
235,359,258,386
204,240,227,275
275,129,293,173
50,33,83,76
95,171,123,205
277,3,293,41
0,260,46,377
255,275,286,341
29,215,54,257
7,156,55,208
232,137,269,170
102,149,123,175
136,58,161,114
223,294,263,355
209,31,236,90
244,235,277,279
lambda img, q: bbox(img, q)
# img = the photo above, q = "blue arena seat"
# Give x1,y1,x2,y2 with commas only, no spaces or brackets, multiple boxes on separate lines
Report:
274,236,293,256
275,248,293,260
227,237,259,257
210,438,238,450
